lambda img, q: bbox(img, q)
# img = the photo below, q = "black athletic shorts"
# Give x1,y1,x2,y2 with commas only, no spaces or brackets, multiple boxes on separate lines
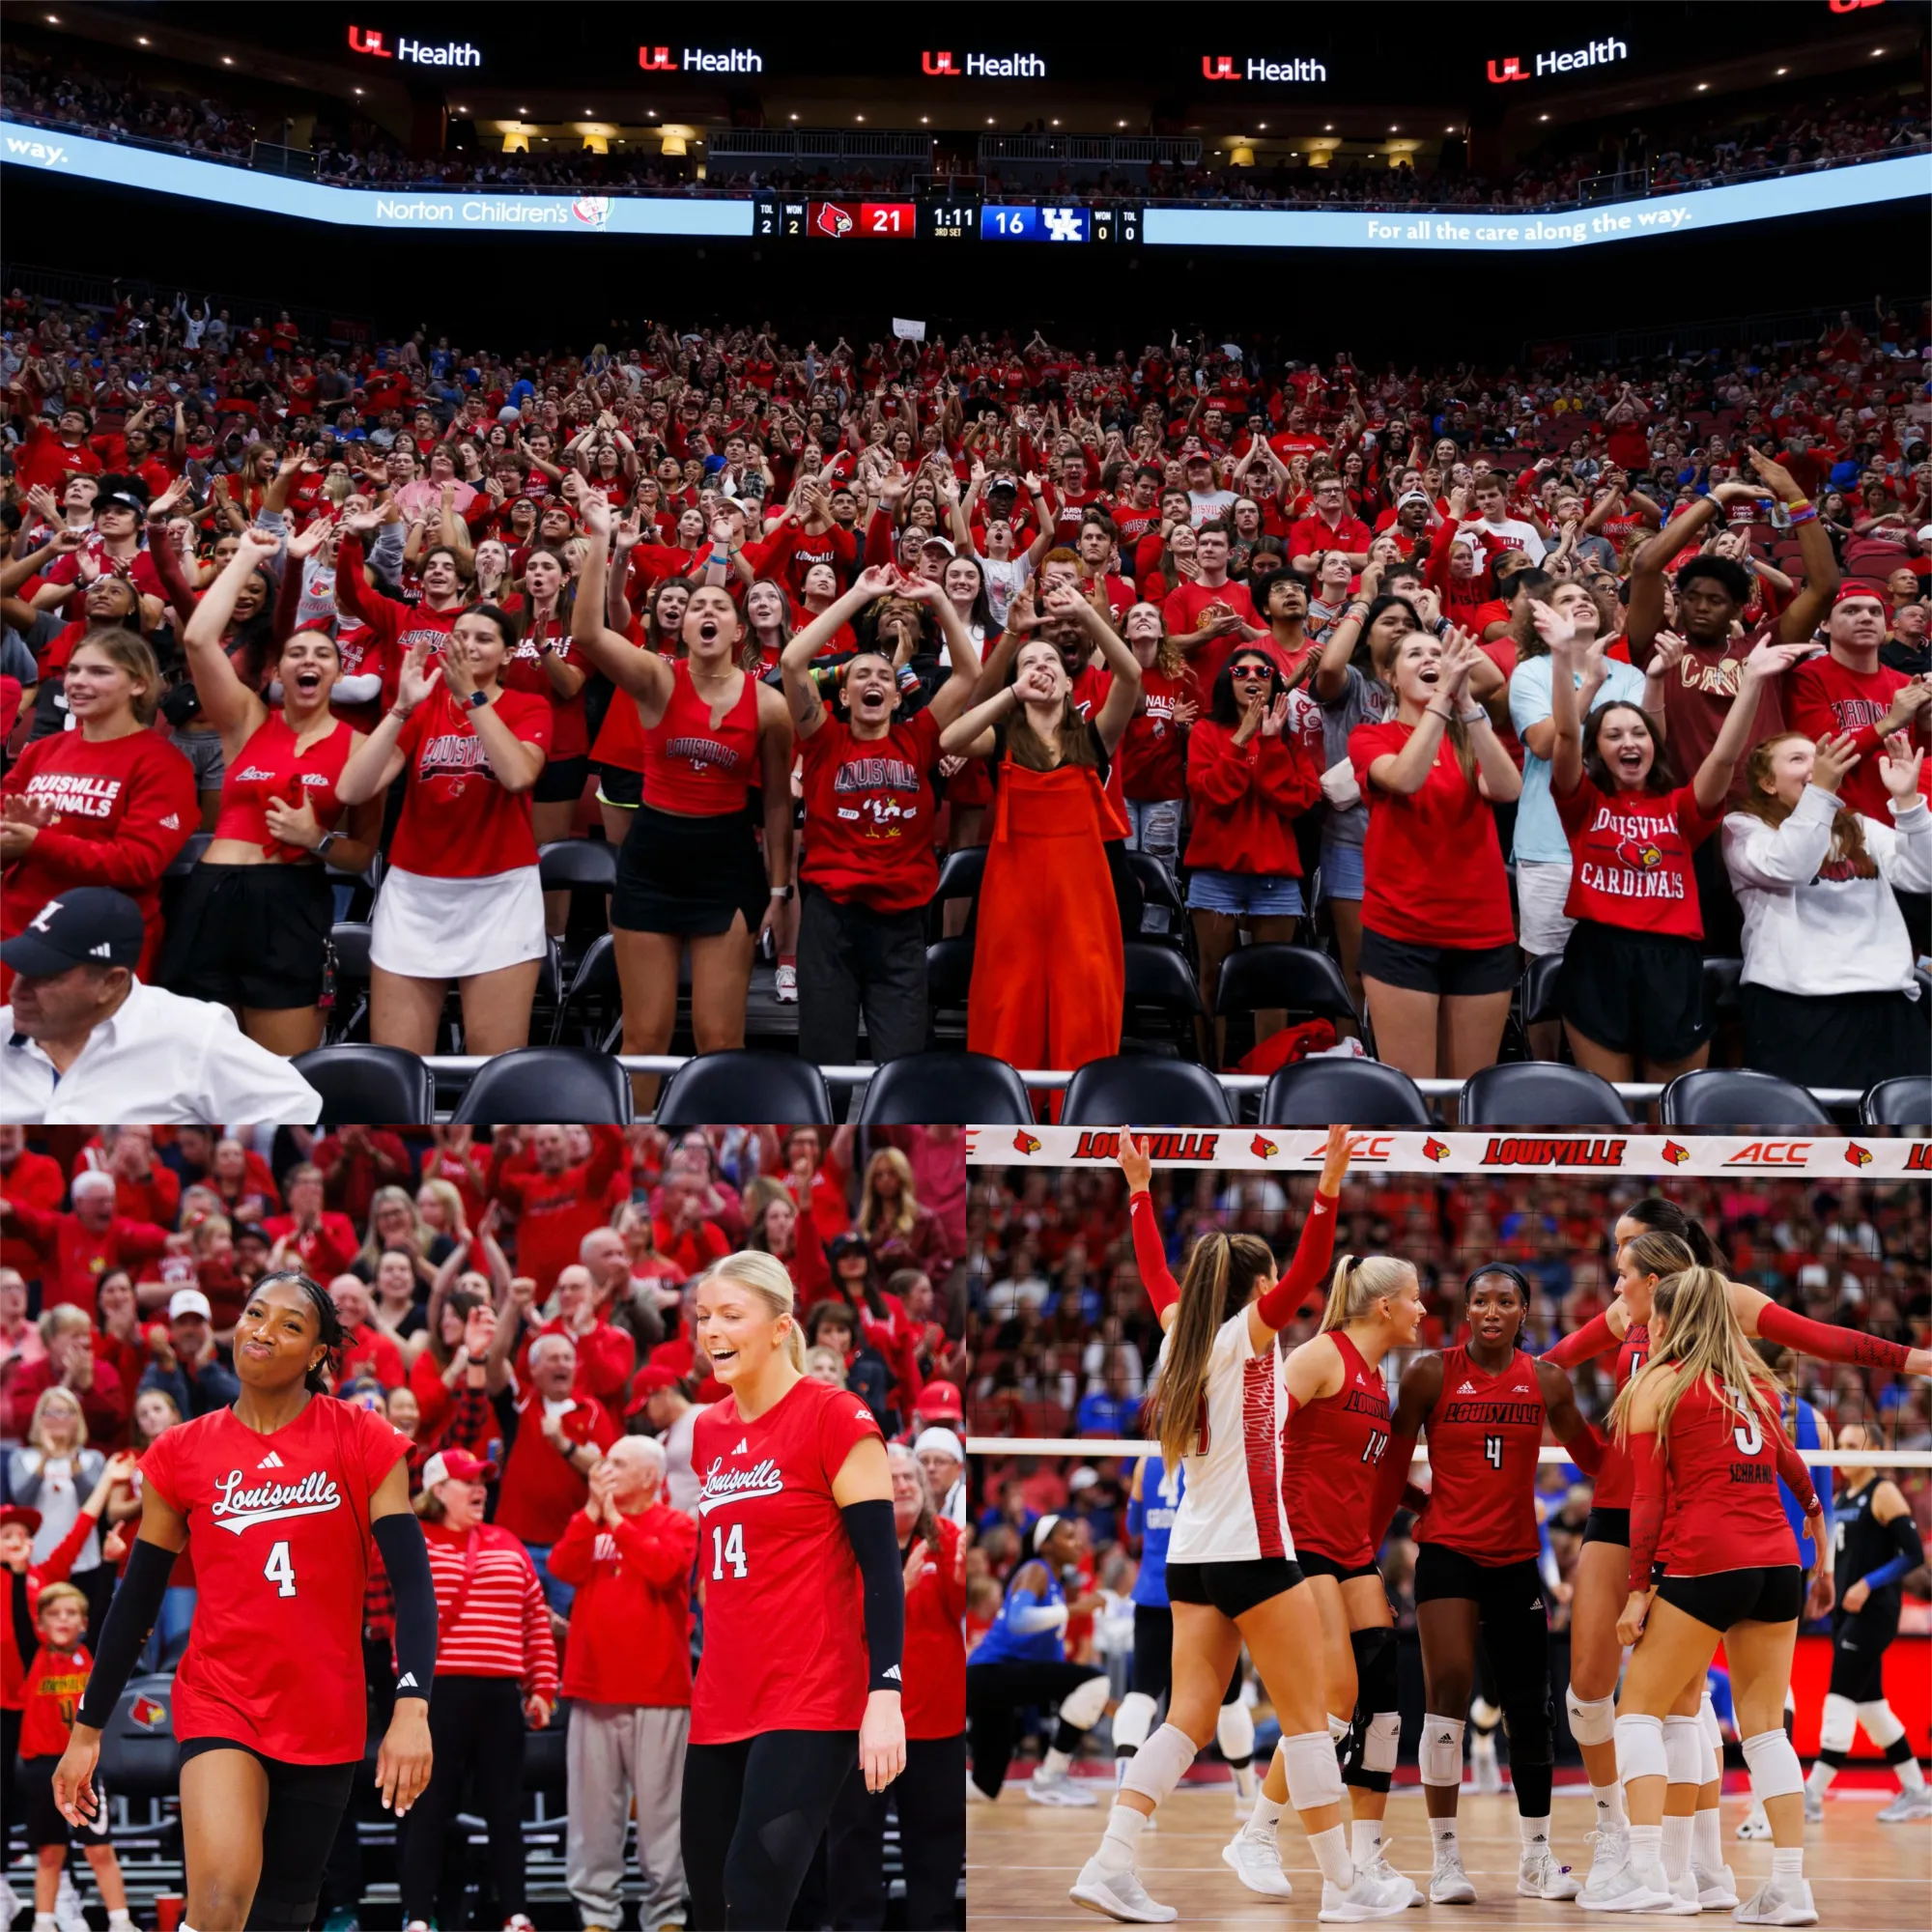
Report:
1412,1545,1545,1610
1828,1600,1900,1704
1360,926,1520,997
1654,1565,1803,1633
1298,1549,1383,1585
155,862,332,1010
1559,919,1710,1064
17,1752,110,1849
1583,1506,1632,1548
1165,1555,1304,1619
531,751,590,806
597,762,644,810
612,801,768,937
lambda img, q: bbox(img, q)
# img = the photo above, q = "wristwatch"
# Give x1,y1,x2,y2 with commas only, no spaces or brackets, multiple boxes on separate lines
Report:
468,689,489,709
314,831,340,860
770,885,795,902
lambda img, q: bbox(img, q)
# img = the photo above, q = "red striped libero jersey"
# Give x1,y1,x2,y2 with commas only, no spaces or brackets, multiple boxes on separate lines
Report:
1417,1342,1548,1565
1164,1310,1292,1566
690,1374,882,1744
1636,1376,1801,1580
1592,1322,1650,1511
1281,1330,1390,1566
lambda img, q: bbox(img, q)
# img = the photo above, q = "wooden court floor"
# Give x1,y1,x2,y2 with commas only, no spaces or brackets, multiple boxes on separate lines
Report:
968,1781,1932,1929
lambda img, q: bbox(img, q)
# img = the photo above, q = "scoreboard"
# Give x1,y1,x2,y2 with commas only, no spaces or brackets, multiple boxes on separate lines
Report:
753,199,1140,243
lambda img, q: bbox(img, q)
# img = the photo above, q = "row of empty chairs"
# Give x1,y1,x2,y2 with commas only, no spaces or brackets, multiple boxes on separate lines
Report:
289,1042,1932,1129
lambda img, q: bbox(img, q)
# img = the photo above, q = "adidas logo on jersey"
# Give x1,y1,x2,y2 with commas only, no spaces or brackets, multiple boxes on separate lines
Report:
883,1663,902,1681
257,1452,285,1469
1458,1380,1477,1394
397,1672,418,1690
733,1437,750,1455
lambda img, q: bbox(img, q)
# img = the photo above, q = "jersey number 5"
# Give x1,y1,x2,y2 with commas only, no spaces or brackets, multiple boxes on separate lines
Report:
264,1540,297,1598
1483,1434,1504,1470
1725,1385,1763,1456
711,1521,748,1580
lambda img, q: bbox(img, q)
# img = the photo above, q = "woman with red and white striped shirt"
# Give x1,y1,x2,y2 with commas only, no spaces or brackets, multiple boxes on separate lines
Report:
401,1448,557,1932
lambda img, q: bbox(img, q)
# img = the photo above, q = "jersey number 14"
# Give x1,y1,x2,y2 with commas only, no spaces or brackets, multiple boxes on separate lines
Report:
711,1522,748,1580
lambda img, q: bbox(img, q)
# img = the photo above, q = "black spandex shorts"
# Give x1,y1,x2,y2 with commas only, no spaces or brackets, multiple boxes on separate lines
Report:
1559,919,1710,1064
1360,927,1520,997
17,1752,110,1849
1654,1565,1803,1633
155,862,332,1010
1298,1549,1383,1584
1412,1544,1545,1610
597,762,644,810
612,801,768,937
532,751,590,806
1583,1506,1632,1548
1828,1600,1900,1704
1165,1555,1305,1620
176,1739,357,1931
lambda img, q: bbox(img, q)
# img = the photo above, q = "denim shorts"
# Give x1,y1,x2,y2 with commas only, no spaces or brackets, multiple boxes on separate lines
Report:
1186,869,1305,918
1318,840,1365,904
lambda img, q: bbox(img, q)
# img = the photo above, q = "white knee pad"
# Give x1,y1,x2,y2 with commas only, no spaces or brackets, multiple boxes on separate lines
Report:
1420,1715,1466,1788
1742,1728,1804,1803
1283,1729,1346,1812
1818,1693,1859,1756
1328,1711,1350,1743
1615,1712,1668,1786
1365,1712,1402,1777
1058,1673,1112,1733
1470,1694,1502,1732
1698,1691,1723,1758
1567,1686,1617,1747
1663,1715,1707,1788
1858,1700,1907,1750
1113,1691,1158,1756
1215,1700,1256,1765
1120,1721,1199,1807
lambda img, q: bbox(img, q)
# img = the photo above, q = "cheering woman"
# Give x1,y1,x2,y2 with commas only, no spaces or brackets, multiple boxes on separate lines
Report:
157,528,381,1054
51,1271,437,1932
682,1252,904,1931
335,607,552,1055
571,497,794,1108
1071,1125,1414,1925
1374,1264,1602,1905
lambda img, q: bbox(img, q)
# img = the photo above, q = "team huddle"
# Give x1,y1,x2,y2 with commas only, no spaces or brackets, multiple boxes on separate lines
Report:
964,1129,1932,1927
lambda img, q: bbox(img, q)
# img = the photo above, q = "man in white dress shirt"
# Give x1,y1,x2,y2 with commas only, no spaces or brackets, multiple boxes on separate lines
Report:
0,889,322,1125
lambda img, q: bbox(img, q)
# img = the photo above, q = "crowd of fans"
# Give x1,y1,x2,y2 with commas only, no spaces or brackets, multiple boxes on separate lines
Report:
0,1121,972,1928
2,46,1925,210
2,279,1929,1110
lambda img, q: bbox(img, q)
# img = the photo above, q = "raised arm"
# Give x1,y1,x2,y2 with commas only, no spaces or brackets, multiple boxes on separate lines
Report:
1247,1123,1350,1344
780,565,897,740
1692,638,1802,816
570,497,676,714
183,528,280,739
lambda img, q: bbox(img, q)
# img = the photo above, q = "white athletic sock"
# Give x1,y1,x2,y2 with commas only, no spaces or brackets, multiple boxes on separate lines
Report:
1628,1822,1663,1871
1898,1756,1927,1793
1804,1758,1837,1799
1592,1779,1629,1831
1243,1792,1284,1839
1661,1813,1692,1879
1095,1804,1149,1873
1040,1747,1072,1780
106,1915,136,1932
1351,1818,1382,1866
1308,1823,1354,1889
1771,1847,1804,1883
1691,1805,1722,1871
1429,1815,1458,1848
35,1915,58,1932
1520,1812,1551,1852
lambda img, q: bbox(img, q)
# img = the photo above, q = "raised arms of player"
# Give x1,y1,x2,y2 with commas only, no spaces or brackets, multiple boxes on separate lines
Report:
1245,1122,1350,1349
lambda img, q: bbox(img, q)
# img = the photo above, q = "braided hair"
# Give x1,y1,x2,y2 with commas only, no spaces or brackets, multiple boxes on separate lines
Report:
251,1267,346,1394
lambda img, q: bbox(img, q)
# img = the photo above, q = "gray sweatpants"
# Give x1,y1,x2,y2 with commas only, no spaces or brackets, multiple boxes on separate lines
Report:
566,1701,690,1930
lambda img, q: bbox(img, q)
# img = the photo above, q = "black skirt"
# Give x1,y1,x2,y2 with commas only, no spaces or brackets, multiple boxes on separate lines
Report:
611,801,768,937
1740,981,1930,1094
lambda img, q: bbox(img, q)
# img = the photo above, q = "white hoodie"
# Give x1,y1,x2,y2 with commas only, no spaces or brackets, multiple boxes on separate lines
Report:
1722,786,1931,997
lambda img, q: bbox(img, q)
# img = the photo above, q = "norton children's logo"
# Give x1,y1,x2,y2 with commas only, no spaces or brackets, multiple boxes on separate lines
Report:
211,1467,343,1534
1480,1136,1627,1168
696,1455,783,1516
1072,1131,1222,1162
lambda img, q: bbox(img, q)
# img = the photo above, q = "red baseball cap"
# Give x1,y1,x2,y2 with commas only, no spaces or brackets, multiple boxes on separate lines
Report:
421,1450,497,1489
915,1380,964,1422
0,1505,43,1537
1833,582,1889,611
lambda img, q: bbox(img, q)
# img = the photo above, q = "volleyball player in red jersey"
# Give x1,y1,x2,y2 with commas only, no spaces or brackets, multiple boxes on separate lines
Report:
1375,1264,1602,1904
1546,1196,1931,1899
571,495,794,1109
156,529,382,1053
51,1272,438,1932
682,1251,904,1931
1606,1267,1829,1925
1226,1252,1426,1904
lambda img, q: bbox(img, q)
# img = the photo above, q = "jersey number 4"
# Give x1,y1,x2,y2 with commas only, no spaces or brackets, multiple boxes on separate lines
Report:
1483,1435,1504,1469
264,1541,297,1598
711,1521,748,1580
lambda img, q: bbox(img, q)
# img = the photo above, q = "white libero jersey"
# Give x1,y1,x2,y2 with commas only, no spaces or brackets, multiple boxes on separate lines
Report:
1163,1308,1293,1565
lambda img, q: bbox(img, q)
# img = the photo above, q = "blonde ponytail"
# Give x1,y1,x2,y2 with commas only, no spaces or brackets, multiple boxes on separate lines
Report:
1610,1267,1780,1445
1320,1254,1416,1333
702,1250,807,1371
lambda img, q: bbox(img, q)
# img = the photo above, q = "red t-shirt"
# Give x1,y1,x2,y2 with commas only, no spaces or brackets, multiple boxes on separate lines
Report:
1161,579,1262,692
1555,778,1721,940
1349,722,1515,948
1786,654,1913,823
494,1389,620,1546
1641,635,1785,810
799,710,942,914
140,1398,408,1762
902,1515,967,1740
1119,666,1197,802
17,1635,93,1759
498,611,590,762
689,1376,883,1743
389,685,552,878
2,1208,169,1315
489,1127,627,1294
547,1501,697,1708
1415,1343,1548,1567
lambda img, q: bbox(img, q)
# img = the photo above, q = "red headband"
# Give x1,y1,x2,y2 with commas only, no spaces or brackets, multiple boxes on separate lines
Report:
1833,583,1889,612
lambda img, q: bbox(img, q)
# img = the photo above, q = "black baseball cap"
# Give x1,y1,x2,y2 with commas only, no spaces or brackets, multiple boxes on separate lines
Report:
0,889,144,976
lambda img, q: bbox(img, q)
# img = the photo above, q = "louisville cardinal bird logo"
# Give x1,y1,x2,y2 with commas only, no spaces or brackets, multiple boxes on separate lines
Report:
1662,1140,1691,1166
128,1693,169,1730
1013,1130,1041,1155
1423,1136,1451,1163
1845,1143,1873,1168
1615,837,1664,871
815,203,854,237
1251,1134,1278,1159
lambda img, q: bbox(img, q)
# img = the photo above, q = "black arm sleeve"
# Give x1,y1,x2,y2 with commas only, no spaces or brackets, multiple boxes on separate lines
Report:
10,1566,39,1669
371,1511,437,1703
839,1498,905,1695
74,1538,177,1730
